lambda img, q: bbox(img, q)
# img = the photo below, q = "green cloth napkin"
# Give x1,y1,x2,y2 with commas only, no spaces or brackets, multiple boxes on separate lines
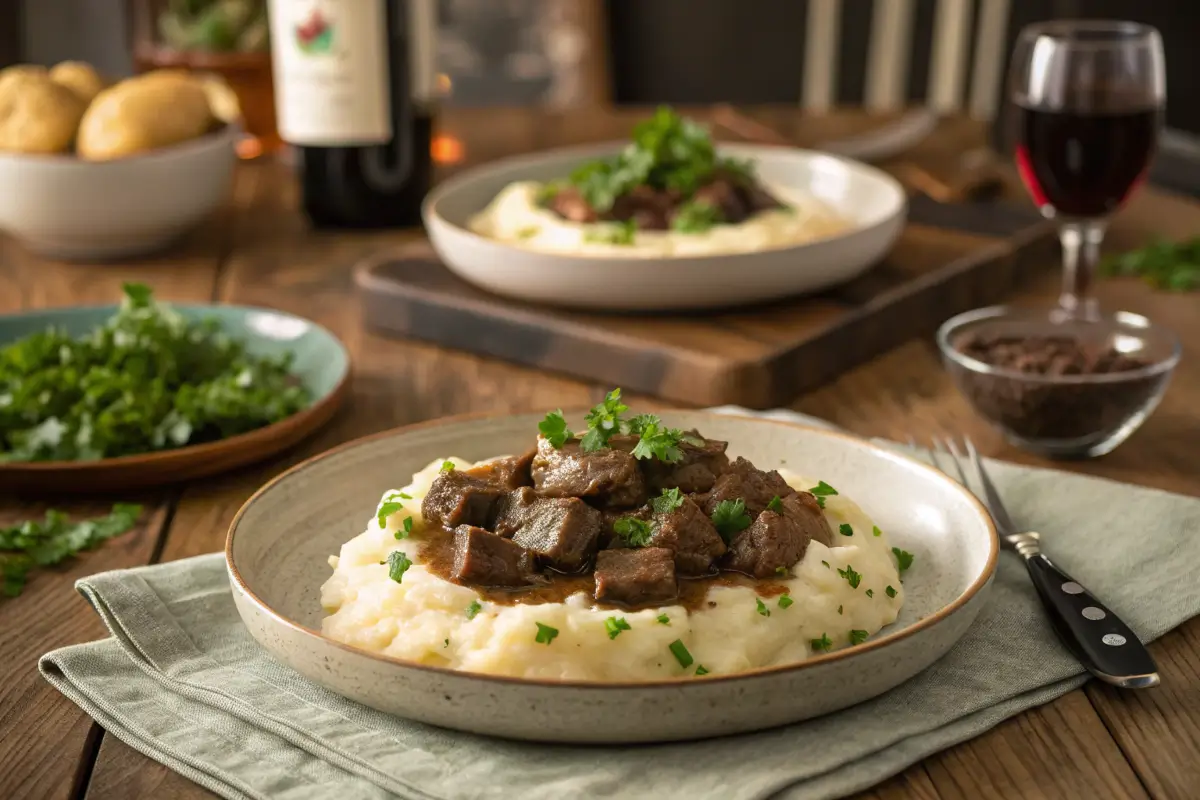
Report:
40,412,1200,800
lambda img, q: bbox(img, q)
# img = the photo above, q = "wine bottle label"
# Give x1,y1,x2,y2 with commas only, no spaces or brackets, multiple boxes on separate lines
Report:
268,0,392,145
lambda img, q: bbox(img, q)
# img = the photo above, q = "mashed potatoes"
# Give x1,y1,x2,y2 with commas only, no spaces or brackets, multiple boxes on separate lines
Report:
468,181,852,258
322,457,904,680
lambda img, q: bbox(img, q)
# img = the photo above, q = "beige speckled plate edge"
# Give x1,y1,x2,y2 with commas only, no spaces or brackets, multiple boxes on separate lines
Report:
226,411,998,744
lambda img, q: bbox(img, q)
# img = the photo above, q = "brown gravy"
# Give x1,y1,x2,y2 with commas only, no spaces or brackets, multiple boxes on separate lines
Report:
419,526,791,612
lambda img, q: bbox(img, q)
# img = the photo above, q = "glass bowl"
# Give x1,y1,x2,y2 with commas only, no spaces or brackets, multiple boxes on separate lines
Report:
936,307,1181,459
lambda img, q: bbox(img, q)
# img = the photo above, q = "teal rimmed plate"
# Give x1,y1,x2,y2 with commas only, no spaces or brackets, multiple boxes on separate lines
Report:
0,304,350,493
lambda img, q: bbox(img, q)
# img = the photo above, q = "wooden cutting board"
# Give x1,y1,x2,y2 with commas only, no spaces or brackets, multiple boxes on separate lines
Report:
356,195,1055,408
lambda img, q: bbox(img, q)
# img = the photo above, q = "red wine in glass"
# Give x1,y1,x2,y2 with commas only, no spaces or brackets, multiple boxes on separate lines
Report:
1015,104,1160,218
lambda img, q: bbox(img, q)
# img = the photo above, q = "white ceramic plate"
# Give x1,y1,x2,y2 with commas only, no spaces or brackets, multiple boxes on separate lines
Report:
423,143,907,311
227,411,997,744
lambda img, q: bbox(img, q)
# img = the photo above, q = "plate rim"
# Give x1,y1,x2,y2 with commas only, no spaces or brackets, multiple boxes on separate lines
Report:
422,139,908,263
225,409,1000,690
0,301,351,475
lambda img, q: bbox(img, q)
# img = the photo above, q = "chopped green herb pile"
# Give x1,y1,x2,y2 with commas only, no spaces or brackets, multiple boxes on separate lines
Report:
0,503,141,596
1100,237,1200,292
0,284,309,463
537,388,704,465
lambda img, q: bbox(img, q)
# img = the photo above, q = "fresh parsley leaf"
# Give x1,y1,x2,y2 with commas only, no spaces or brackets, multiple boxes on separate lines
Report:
892,547,914,574
440,460,455,472
0,503,141,597
821,560,830,569
837,564,862,589
613,516,654,547
0,284,309,463
386,551,412,584
656,613,670,625
651,487,686,515
443,638,449,648
580,389,628,451
775,565,788,576
465,600,482,619
629,418,694,464
534,622,558,644
583,219,637,246
377,501,404,530
755,598,770,617
837,604,843,615
538,409,573,448
399,517,414,538
605,616,632,639
766,495,783,513
849,629,869,646
710,499,751,542
885,585,897,599
1100,236,1200,292
865,589,874,598
838,523,853,537
809,481,838,508
872,525,882,537
668,638,693,668
778,594,794,609
694,665,710,676
672,199,723,233
811,633,832,652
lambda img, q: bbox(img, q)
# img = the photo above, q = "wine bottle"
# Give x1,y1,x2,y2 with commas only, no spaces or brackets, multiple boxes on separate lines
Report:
267,0,437,228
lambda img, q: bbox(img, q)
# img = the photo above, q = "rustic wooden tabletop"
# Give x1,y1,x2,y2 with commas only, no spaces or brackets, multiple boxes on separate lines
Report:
1,108,1197,800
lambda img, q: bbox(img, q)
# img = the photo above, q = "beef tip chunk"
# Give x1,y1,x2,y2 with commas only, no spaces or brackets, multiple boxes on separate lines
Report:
452,525,538,587
507,496,603,572
744,182,784,212
723,493,832,577
610,185,672,230
641,432,730,493
690,179,749,224
649,497,726,575
549,186,597,223
490,486,538,537
594,547,677,607
702,456,796,518
463,448,534,490
531,436,647,508
421,470,507,529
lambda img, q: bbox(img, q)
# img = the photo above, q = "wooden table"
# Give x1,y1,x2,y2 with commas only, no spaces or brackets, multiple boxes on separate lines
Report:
2,108,1198,800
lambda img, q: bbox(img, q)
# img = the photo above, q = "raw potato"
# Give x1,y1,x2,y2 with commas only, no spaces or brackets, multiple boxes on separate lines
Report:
77,70,216,160
49,61,106,104
0,72,87,154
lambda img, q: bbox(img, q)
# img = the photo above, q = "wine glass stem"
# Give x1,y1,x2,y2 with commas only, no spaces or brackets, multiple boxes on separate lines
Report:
1057,220,1106,320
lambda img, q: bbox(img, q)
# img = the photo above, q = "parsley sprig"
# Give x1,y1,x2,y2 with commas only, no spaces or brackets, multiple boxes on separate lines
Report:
710,499,752,542
0,503,141,596
1100,237,1200,292
651,487,686,515
580,389,628,452
538,388,703,465
613,516,654,547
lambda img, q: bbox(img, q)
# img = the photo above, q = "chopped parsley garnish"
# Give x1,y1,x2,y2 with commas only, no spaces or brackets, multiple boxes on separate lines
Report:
838,523,853,537
672,199,722,233
516,225,540,240
580,389,628,452
766,495,784,513
584,220,637,246
668,638,693,668
775,565,788,577
0,283,309,463
849,629,869,646
443,638,449,648
656,613,670,625
821,560,830,569
613,516,654,547
865,589,874,598
837,604,843,615
538,409,573,448
386,550,412,584
710,499,752,542
837,564,862,589
695,665,710,676
535,181,564,206
885,585,897,599
628,417,701,464
651,487,686,514
811,633,832,652
0,503,141,597
605,616,632,639
440,460,455,472
465,600,482,619
755,598,770,617
534,622,559,644
893,547,915,574
809,481,838,509
399,517,414,538
872,525,882,537
778,594,794,609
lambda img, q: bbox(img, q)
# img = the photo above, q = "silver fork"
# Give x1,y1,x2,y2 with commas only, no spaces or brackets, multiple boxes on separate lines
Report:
922,436,1160,689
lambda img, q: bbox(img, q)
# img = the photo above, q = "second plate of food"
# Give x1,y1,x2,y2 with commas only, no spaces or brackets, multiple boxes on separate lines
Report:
424,108,907,311
227,397,997,743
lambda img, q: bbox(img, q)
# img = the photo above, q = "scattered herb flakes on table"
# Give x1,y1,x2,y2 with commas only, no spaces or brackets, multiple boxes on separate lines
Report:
0,283,310,462
0,503,141,596
1101,237,1200,292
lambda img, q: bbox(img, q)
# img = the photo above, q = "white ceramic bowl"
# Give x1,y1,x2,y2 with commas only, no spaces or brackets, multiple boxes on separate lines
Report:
0,125,238,261
423,143,907,311
227,411,997,743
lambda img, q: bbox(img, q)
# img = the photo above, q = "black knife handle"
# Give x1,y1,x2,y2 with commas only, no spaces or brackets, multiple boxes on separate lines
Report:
1025,553,1160,688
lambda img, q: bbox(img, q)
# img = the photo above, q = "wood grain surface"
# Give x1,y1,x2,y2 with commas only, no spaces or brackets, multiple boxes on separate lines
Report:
2,108,1198,800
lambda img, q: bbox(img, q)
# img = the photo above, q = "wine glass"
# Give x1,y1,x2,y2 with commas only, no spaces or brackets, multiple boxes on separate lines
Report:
1008,21,1165,321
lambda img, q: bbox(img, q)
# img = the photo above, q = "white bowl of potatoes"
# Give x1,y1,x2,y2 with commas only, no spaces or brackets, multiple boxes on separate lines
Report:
0,62,238,261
